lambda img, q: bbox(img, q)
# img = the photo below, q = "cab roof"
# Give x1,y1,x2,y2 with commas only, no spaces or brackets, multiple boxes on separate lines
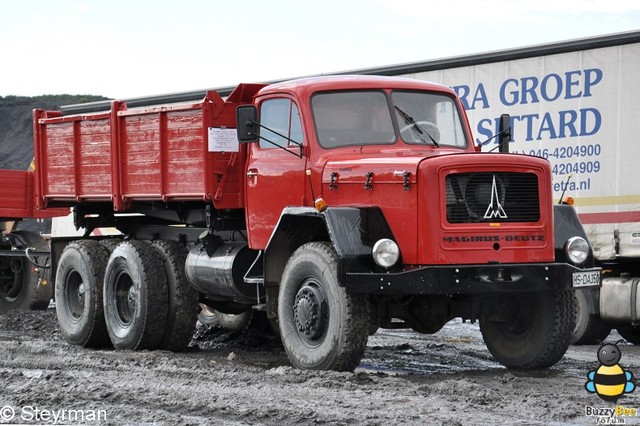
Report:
257,75,456,99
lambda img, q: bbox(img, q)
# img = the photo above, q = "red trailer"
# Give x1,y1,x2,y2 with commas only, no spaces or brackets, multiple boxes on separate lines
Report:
2,75,600,371
0,169,67,312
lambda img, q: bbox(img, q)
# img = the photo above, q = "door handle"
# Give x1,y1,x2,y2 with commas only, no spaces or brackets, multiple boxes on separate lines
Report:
247,170,258,177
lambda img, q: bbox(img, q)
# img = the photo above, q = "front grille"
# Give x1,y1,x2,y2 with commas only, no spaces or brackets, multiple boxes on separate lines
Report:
446,172,540,223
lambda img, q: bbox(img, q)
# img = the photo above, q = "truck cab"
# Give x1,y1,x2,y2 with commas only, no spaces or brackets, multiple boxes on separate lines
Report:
243,77,471,252
235,76,599,370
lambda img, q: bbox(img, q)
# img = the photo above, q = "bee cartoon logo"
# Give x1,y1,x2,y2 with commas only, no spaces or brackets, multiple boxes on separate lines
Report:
585,343,635,402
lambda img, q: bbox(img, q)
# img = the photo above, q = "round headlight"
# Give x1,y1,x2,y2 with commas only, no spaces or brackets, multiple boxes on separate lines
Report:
372,239,400,268
565,236,589,266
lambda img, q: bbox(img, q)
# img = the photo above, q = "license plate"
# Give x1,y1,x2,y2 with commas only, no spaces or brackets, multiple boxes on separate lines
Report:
572,270,601,288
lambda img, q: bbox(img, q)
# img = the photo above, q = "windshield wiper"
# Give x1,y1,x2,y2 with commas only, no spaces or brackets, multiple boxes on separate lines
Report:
394,106,440,147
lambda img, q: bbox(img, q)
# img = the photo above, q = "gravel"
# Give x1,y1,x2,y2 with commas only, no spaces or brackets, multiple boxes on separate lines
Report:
1,309,639,425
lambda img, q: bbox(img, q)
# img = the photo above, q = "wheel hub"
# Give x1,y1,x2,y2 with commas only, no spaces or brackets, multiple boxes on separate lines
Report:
127,287,136,309
66,271,86,320
293,282,327,342
115,273,136,326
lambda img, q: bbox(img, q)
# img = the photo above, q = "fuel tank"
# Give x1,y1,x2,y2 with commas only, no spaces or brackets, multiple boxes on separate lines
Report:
185,242,258,304
599,275,640,323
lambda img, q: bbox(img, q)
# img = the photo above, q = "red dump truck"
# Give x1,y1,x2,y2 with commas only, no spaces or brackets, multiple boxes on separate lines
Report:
0,75,600,371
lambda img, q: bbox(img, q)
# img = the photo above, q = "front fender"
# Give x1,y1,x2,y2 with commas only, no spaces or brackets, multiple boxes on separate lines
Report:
263,206,396,289
554,204,594,266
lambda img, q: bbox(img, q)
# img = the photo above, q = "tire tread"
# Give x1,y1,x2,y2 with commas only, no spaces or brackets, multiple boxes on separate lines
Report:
481,289,575,370
56,240,111,347
104,241,168,350
152,240,198,351
279,242,370,371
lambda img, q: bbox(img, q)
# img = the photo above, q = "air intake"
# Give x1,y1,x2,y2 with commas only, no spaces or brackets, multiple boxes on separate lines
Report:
446,172,540,223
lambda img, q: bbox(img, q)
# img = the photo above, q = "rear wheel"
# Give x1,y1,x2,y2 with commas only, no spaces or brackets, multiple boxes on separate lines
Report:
55,240,111,347
103,241,168,350
480,289,575,369
278,242,370,371
0,231,53,313
152,240,198,351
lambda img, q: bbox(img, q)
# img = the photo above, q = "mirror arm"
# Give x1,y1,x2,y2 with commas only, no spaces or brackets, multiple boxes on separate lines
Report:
248,120,303,158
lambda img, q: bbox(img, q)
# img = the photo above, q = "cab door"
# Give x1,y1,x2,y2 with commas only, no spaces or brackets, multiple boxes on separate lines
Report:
245,97,307,249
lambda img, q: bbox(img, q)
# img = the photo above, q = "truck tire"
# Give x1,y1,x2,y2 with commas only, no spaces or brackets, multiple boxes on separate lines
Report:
572,289,611,345
103,241,168,350
480,289,575,369
55,240,111,347
616,325,640,344
152,240,198,351
99,238,122,254
0,231,53,313
278,242,370,371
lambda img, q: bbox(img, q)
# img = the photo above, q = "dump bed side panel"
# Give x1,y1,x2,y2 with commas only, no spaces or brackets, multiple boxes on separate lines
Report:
0,170,33,218
36,111,114,205
34,89,257,213
0,170,68,219
119,104,212,202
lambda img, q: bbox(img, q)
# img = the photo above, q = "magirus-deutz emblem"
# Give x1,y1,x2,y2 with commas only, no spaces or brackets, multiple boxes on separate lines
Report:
483,175,508,220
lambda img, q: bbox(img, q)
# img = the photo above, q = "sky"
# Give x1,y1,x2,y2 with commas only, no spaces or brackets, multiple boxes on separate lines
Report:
1,0,639,99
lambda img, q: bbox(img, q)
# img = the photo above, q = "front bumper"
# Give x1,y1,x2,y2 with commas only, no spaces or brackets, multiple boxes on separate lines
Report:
345,263,601,295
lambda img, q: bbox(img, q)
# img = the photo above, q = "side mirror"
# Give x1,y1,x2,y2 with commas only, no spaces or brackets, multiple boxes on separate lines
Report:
236,105,258,143
498,114,511,153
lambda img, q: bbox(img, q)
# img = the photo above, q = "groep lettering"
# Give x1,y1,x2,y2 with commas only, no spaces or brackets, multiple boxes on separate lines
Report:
499,68,603,106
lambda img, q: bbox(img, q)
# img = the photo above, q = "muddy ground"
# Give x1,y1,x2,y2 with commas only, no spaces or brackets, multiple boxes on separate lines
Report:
1,309,640,426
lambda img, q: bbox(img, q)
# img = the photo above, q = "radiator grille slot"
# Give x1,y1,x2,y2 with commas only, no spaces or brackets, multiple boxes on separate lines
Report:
446,172,540,223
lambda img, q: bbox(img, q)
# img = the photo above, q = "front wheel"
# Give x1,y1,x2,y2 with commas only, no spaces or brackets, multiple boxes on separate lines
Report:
278,242,370,371
480,289,575,369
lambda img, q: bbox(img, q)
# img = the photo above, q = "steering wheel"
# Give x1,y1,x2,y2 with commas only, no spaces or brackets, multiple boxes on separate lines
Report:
400,121,440,145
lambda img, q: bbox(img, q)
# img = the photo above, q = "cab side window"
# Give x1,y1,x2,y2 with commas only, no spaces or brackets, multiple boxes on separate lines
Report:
259,99,303,149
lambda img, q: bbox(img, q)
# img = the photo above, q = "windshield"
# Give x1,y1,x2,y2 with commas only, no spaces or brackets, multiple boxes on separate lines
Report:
312,91,396,148
311,90,468,149
392,91,467,148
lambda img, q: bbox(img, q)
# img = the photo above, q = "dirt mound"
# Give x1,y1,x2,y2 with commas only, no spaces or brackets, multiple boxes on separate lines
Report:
0,95,107,170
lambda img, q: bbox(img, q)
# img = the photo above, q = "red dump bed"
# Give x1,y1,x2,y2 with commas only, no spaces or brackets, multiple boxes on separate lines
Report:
33,84,264,212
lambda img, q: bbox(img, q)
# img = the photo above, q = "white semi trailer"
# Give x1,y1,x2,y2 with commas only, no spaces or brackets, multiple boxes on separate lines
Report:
364,30,640,343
